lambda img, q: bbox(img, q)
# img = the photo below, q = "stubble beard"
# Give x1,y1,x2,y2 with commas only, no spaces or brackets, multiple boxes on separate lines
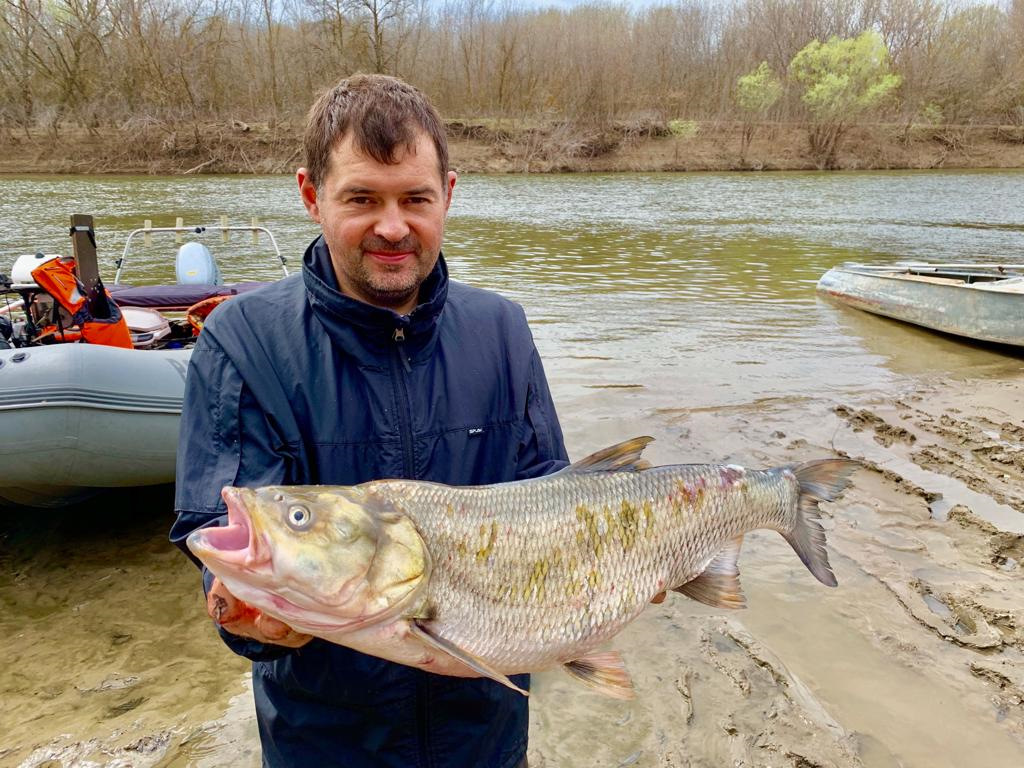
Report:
351,237,435,312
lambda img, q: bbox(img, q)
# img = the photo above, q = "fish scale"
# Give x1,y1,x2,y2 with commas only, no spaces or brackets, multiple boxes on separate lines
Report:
189,437,858,699
373,464,798,672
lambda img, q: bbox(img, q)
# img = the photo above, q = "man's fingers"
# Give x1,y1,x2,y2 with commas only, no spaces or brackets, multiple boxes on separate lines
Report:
205,576,312,647
255,613,313,648
255,612,293,641
207,580,245,625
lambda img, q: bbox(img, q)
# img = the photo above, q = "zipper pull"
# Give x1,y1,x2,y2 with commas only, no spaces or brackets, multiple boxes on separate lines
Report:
393,326,411,373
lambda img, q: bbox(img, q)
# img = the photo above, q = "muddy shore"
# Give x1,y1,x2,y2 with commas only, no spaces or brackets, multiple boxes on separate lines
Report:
2,364,1023,767
531,371,1024,767
1,121,1023,175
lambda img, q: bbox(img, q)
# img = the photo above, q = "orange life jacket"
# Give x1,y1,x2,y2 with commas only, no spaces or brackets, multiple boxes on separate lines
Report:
30,257,133,348
186,294,233,335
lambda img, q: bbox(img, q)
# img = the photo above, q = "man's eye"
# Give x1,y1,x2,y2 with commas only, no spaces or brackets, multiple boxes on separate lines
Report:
348,196,374,205
406,197,431,205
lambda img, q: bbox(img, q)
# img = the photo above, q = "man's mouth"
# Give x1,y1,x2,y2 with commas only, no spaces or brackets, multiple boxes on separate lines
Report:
365,250,414,264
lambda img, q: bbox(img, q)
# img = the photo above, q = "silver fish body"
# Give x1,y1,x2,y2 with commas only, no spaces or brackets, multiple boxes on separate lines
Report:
189,437,857,698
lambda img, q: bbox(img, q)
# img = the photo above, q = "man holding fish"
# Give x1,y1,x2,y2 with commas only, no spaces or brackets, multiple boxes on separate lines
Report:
171,74,571,767
172,74,856,768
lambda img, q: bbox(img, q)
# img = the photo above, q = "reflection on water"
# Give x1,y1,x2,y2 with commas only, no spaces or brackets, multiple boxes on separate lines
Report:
1,169,1023,766
823,296,1024,377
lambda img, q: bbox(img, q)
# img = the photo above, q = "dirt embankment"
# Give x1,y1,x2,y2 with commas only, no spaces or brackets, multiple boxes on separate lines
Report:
1,119,1023,175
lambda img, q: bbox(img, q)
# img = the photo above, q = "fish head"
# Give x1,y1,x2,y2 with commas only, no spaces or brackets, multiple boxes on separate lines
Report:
186,485,429,634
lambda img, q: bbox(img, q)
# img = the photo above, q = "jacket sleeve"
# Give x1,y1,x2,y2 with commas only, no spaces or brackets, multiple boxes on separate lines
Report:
516,346,570,480
169,330,296,662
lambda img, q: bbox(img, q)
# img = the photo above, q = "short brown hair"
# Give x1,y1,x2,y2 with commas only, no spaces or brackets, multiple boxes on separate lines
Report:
303,74,449,190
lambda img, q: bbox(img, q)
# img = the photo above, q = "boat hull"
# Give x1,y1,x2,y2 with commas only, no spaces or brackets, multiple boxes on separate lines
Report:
817,266,1024,347
0,344,189,507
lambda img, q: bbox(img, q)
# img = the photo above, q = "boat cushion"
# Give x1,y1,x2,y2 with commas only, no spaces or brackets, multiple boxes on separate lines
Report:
108,282,269,309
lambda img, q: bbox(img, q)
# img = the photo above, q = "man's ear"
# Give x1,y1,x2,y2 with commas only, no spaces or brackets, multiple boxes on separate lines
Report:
297,168,320,223
444,171,457,213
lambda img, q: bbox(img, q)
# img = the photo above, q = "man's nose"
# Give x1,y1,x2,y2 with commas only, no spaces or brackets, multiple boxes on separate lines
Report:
373,203,410,243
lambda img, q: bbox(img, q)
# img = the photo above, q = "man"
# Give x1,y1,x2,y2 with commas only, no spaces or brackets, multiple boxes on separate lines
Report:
170,74,568,767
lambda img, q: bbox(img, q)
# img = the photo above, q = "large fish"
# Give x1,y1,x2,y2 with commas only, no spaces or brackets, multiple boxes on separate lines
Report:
188,437,857,699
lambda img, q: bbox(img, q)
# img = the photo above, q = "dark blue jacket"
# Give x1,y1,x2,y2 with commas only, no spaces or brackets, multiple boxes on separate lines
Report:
170,237,568,768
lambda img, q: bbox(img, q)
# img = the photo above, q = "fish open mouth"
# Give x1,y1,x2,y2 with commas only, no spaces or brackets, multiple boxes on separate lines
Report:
187,488,267,568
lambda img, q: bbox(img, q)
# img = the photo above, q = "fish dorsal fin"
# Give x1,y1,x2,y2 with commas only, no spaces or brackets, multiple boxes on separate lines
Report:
566,437,655,474
674,535,747,609
410,621,528,697
563,650,635,699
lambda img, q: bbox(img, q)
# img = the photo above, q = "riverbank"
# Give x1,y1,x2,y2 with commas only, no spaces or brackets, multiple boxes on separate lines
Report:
3,370,1023,767
1,120,1023,175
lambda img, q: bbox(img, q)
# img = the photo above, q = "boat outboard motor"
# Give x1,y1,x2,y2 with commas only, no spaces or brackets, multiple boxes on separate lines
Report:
175,242,222,285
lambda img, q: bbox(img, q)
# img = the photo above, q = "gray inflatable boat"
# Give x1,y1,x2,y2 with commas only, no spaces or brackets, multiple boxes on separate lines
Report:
0,219,287,507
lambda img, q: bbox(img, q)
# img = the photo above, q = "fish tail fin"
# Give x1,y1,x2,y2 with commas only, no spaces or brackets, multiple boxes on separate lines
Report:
782,459,858,587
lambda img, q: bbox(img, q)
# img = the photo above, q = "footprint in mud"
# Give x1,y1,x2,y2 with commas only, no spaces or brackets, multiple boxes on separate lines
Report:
834,405,916,448
993,532,1024,572
892,579,1004,650
969,658,1024,720
912,445,1024,513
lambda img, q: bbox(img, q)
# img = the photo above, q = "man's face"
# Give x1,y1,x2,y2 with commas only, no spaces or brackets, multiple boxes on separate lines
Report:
297,132,456,315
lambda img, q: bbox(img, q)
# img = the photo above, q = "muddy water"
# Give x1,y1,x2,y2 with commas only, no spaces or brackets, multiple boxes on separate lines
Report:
1,170,1023,767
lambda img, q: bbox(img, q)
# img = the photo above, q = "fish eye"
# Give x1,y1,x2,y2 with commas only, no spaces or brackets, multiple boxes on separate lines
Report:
286,505,313,530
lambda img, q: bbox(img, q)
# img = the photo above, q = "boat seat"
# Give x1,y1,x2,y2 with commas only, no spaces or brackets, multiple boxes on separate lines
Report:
121,306,171,349
108,281,269,310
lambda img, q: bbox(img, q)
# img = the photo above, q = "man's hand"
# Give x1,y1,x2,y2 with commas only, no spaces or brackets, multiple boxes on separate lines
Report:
207,577,313,648
650,591,667,604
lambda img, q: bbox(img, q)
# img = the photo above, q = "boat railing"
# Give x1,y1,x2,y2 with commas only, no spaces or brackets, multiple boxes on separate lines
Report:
113,218,289,284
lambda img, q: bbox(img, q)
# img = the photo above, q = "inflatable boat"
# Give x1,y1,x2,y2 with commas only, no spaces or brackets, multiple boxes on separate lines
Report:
0,217,288,507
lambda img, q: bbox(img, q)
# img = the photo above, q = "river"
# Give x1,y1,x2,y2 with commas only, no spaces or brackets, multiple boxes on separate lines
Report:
1,170,1023,767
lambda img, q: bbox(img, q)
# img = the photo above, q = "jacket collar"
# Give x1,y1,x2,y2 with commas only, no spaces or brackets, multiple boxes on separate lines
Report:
302,235,448,354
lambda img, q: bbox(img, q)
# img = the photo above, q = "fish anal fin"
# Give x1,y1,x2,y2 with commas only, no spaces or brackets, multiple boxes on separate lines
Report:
674,535,747,609
567,437,655,474
563,650,635,700
410,620,528,697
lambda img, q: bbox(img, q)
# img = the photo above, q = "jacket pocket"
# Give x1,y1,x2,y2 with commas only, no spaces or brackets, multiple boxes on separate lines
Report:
417,419,522,484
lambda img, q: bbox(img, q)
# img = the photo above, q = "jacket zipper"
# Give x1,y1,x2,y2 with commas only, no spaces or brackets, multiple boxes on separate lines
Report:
391,326,415,479
393,324,431,767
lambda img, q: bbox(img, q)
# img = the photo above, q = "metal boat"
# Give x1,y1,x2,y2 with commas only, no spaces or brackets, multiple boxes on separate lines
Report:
817,262,1024,347
0,217,288,507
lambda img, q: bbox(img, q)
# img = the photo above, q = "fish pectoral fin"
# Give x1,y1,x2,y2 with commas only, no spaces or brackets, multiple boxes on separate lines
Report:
674,535,747,609
564,436,655,474
409,620,528,697
563,651,635,700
